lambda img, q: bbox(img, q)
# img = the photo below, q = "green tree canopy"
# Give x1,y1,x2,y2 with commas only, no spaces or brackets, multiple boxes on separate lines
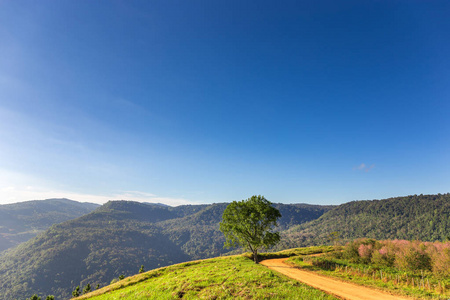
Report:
83,283,91,294
72,286,80,297
219,195,281,263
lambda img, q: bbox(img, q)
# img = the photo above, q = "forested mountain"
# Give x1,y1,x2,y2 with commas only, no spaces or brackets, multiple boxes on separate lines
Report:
1,194,448,300
0,200,330,300
279,193,450,249
0,199,99,253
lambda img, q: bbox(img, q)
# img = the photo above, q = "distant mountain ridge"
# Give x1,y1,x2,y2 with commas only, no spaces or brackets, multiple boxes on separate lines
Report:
0,198,100,253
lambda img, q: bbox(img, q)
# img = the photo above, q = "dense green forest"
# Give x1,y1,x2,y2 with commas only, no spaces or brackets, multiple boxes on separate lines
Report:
0,194,448,300
0,200,330,300
279,193,450,249
0,199,99,253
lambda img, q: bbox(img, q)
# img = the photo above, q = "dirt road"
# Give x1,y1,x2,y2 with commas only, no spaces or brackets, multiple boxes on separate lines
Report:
260,258,411,300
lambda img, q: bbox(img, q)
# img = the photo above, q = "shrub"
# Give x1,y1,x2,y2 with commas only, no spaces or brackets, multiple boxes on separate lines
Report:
394,241,431,272
311,257,337,270
72,286,80,297
343,238,378,263
358,244,373,263
429,243,450,277
343,239,450,275
343,240,360,262
371,246,394,267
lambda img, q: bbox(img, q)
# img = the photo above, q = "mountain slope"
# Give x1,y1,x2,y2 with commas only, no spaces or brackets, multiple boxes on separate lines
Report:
0,200,330,300
0,204,190,300
159,202,331,259
280,193,450,249
0,198,99,252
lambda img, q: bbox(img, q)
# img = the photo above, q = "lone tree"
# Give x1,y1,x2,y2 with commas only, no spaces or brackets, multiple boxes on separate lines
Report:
219,195,281,263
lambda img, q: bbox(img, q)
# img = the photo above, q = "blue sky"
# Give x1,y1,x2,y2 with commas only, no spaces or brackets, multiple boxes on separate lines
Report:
0,0,449,205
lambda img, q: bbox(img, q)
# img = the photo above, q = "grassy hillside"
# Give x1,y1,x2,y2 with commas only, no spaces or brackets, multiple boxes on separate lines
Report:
0,200,329,300
75,253,338,300
280,193,450,249
0,198,99,253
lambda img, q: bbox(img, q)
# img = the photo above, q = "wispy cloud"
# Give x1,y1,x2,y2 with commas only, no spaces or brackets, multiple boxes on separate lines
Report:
354,163,366,170
0,169,197,206
0,185,196,206
353,163,375,172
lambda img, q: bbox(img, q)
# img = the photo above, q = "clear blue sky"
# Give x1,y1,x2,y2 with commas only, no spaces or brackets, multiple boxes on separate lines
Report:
0,0,449,205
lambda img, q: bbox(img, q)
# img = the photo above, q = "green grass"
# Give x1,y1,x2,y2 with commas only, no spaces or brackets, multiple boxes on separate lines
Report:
286,255,450,300
250,245,334,260
76,252,338,300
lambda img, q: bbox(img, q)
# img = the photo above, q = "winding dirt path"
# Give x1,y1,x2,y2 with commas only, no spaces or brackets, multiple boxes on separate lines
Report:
260,258,411,300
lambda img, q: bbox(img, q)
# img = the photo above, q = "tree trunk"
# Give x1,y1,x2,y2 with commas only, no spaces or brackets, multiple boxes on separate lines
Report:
253,250,258,264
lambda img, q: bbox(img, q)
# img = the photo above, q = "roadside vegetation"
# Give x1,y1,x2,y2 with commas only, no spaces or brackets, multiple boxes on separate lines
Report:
243,245,334,261
287,239,450,299
75,252,338,300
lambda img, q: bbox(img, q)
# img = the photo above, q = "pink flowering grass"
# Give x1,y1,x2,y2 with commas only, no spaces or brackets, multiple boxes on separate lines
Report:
358,244,373,262
342,238,450,276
